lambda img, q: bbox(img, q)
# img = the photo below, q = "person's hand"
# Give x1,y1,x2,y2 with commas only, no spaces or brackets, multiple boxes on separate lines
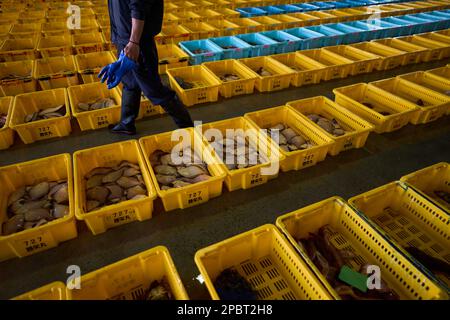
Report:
124,41,140,62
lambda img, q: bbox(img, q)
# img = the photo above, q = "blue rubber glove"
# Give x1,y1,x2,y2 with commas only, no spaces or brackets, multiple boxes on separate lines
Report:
98,51,124,84
106,52,138,89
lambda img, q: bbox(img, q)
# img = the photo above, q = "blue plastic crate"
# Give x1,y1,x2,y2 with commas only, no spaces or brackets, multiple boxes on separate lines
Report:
285,27,325,49
369,19,403,38
236,7,267,18
179,39,223,65
310,2,336,10
307,25,346,46
209,36,252,60
236,33,279,57
402,15,438,33
275,4,303,13
326,23,364,44
381,17,415,36
295,3,320,12
344,21,383,41
414,13,449,31
426,11,450,29
327,1,351,8
264,6,286,15
342,0,367,7
259,30,301,53
362,19,396,38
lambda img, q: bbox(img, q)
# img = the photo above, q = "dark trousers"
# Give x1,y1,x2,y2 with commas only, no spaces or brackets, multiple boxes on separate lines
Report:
116,39,194,129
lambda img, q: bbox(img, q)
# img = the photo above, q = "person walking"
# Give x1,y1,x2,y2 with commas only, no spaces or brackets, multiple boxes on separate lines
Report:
103,0,194,135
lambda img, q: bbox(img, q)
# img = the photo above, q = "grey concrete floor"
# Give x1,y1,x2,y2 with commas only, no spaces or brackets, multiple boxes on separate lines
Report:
0,59,449,299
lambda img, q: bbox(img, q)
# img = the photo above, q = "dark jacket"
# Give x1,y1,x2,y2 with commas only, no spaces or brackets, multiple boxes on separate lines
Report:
108,0,164,46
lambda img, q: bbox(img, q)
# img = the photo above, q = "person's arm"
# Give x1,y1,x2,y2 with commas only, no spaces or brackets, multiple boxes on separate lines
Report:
125,0,150,61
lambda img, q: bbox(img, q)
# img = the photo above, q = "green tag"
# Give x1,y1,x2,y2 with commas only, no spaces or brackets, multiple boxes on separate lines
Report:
338,266,368,293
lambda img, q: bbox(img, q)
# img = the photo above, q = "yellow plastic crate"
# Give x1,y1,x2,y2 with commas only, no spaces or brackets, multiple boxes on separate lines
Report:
402,2,437,13
41,22,71,37
7,32,40,41
244,105,334,172
139,128,226,211
157,25,191,45
203,59,257,98
0,24,11,35
276,196,448,300
270,14,302,29
421,32,450,46
322,45,380,76
239,56,295,92
195,224,333,300
349,181,450,292
137,95,165,119
10,88,71,144
270,52,326,87
93,6,109,16
68,246,187,299
424,66,450,115
372,38,428,66
0,38,37,62
0,96,13,150
425,65,450,79
0,154,77,262
208,19,244,36
0,13,20,23
397,71,450,98
165,2,182,13
435,29,450,37
72,18,100,35
400,162,450,214
0,60,36,96
287,96,374,156
72,32,105,54
368,77,449,124
157,44,189,74
397,35,448,62
37,35,73,58
290,13,321,27
228,17,265,33
214,7,240,19
75,51,115,83
196,117,283,191
327,9,355,22
193,9,222,23
166,65,221,107
249,16,284,31
296,49,352,81
10,23,42,35
101,29,112,50
97,16,110,29
350,42,406,71
333,83,419,134
78,8,96,19
163,12,182,25
181,22,219,40
68,82,121,131
14,282,67,300
308,11,339,24
34,55,79,90
73,140,157,235
172,10,202,25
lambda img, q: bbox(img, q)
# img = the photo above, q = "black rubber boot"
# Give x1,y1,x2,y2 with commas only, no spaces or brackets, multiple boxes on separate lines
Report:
109,88,141,135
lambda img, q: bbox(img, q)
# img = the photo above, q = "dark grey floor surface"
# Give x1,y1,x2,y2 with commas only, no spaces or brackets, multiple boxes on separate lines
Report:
0,59,449,299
